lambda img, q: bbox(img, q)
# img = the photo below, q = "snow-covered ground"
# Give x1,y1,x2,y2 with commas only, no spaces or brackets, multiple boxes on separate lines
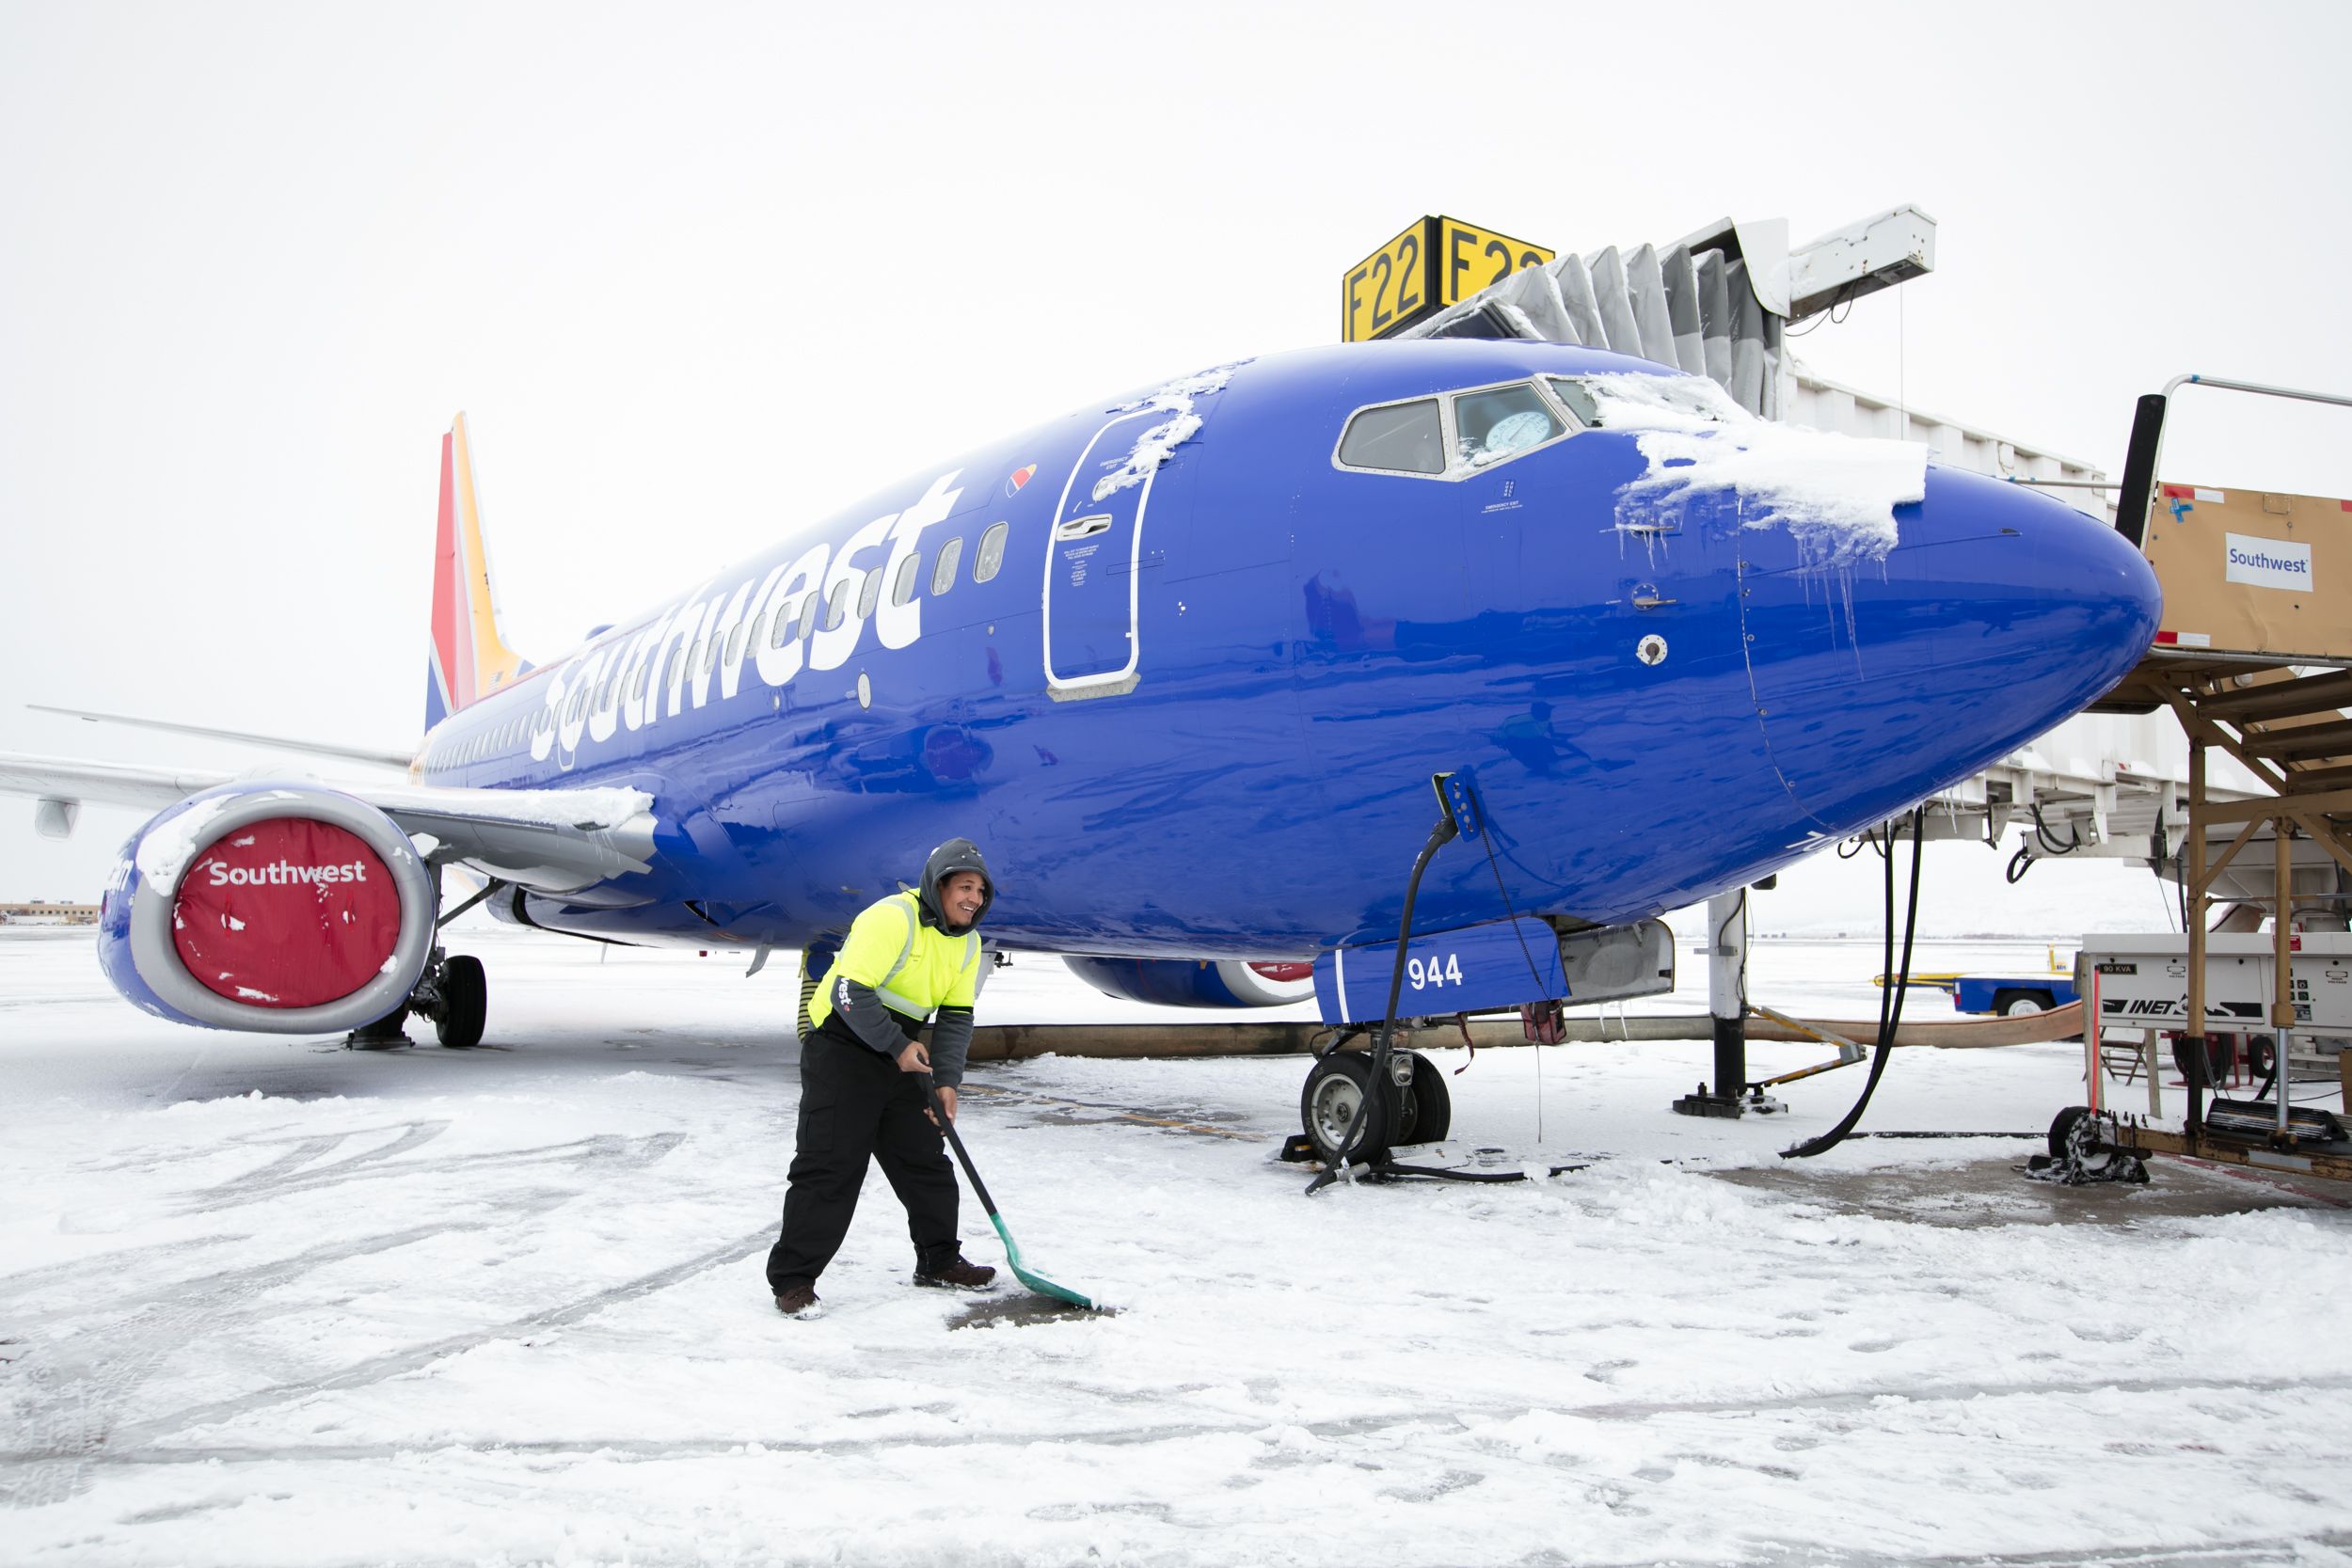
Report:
4,923,2350,1567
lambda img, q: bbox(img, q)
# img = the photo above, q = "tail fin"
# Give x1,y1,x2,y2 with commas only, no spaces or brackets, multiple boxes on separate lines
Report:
425,413,531,730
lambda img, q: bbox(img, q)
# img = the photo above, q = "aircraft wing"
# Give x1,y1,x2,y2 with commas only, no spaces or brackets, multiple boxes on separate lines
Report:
24,704,419,769
0,754,242,816
0,752,659,895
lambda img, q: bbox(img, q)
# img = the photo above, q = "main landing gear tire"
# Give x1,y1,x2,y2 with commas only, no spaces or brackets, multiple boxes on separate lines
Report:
1397,1050,1452,1147
433,954,488,1049
1301,1053,1403,1165
1994,988,2055,1018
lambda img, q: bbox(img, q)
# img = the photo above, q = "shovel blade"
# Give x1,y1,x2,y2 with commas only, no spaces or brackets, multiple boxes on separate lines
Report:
991,1212,1101,1311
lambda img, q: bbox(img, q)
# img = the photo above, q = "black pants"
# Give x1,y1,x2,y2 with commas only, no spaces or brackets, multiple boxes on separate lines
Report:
767,1030,961,1289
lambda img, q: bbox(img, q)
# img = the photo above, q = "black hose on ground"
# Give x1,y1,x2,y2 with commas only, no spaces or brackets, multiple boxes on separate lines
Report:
1782,804,1928,1160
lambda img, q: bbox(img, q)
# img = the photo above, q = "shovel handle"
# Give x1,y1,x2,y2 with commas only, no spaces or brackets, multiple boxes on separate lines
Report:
919,1072,999,1218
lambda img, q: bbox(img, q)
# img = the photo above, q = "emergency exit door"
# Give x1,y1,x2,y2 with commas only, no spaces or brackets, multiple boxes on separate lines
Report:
1043,408,1159,701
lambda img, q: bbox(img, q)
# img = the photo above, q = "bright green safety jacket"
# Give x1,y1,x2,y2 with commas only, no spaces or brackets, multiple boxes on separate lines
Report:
808,890,981,1085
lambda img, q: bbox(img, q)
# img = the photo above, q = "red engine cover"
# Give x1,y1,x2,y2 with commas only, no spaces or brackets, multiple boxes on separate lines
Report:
171,817,402,1007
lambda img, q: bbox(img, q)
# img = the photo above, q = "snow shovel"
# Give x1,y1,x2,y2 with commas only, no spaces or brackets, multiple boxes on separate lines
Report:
920,1075,1102,1311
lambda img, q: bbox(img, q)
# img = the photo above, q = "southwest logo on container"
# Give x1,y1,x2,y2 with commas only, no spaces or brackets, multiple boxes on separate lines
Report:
2224,532,2313,592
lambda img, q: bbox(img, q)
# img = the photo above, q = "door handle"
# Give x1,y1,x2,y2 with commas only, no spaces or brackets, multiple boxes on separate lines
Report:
1055,515,1114,541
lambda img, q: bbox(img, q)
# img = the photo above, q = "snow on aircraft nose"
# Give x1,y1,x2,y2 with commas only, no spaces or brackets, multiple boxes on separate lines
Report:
1740,462,2162,835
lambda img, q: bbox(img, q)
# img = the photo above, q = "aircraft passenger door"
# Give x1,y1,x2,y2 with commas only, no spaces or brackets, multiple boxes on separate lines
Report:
1043,408,1161,702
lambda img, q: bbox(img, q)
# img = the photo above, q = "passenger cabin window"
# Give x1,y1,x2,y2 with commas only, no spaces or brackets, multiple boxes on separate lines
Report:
798,592,821,639
1338,398,1444,475
975,520,1008,583
1452,384,1564,467
771,597,797,647
725,620,745,665
930,536,963,595
890,553,920,607
857,565,884,618
823,579,851,630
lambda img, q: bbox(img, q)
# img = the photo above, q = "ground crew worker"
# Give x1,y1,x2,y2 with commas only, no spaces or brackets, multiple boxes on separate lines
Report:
768,838,999,1317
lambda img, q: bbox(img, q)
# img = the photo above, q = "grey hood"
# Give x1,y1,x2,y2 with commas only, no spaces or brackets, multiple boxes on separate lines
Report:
917,837,994,936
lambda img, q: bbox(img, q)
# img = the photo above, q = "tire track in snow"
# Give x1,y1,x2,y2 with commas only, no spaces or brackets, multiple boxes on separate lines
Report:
180,1128,685,1212
44,1368,2352,1471
3,1132,694,1507
81,1226,776,1456
0,1220,494,1510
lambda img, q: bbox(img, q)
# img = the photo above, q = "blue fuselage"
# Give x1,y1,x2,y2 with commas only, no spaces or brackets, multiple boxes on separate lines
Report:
420,341,2160,958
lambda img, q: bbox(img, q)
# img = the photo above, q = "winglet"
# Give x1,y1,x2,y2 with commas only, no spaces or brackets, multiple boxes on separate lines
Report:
426,414,531,730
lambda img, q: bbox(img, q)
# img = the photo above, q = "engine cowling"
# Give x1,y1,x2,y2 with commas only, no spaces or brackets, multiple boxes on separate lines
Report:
98,784,437,1033
1062,956,1316,1009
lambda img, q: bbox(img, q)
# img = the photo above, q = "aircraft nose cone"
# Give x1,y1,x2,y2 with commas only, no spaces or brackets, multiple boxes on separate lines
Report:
1746,464,2161,832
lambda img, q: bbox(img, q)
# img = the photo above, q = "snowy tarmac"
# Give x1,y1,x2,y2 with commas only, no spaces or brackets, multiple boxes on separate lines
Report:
4,924,2351,1567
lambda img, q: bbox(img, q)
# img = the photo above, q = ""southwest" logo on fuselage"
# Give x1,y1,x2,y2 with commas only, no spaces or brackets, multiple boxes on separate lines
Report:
525,469,968,770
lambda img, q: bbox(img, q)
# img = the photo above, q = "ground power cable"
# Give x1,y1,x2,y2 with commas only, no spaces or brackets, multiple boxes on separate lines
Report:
1782,804,1927,1160
1471,798,1559,1146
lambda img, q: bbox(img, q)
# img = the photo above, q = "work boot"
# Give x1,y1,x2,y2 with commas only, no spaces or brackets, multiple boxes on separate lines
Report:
913,1254,996,1291
773,1281,821,1318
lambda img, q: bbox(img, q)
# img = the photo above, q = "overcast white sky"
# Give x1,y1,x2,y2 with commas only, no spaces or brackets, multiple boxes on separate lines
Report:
4,1,2348,909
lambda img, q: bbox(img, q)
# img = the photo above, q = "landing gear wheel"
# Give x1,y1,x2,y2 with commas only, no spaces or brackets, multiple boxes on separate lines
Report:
1396,1051,1452,1146
1300,1053,1403,1165
1994,989,2053,1018
434,954,487,1049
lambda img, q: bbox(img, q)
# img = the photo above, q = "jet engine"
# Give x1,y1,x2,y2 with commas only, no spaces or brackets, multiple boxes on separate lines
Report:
97,784,437,1033
1062,956,1316,1009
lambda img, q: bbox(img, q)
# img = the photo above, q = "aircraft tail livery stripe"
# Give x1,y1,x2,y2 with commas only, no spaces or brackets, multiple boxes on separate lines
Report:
425,414,530,730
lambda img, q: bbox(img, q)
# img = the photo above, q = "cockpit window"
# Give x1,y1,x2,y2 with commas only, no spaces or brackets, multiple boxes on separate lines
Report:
1545,377,1602,428
1337,380,1593,481
1453,384,1565,467
1338,398,1444,475
1546,374,1733,428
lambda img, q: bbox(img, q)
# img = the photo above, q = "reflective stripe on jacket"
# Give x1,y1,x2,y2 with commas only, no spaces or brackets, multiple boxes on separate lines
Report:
806,890,980,1033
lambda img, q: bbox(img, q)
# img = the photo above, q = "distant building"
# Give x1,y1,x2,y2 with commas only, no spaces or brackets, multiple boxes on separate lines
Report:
0,901,100,926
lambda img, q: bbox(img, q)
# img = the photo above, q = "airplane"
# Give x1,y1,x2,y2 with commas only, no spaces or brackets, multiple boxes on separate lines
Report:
0,337,2162,1158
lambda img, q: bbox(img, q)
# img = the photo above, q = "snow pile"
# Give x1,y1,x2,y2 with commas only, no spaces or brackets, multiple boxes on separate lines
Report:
1090,360,1251,502
131,791,260,890
1592,372,1927,565
367,780,654,832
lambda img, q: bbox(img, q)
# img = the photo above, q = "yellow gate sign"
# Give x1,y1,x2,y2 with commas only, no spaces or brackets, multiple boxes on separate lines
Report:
1436,218,1552,309
1343,216,1553,342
